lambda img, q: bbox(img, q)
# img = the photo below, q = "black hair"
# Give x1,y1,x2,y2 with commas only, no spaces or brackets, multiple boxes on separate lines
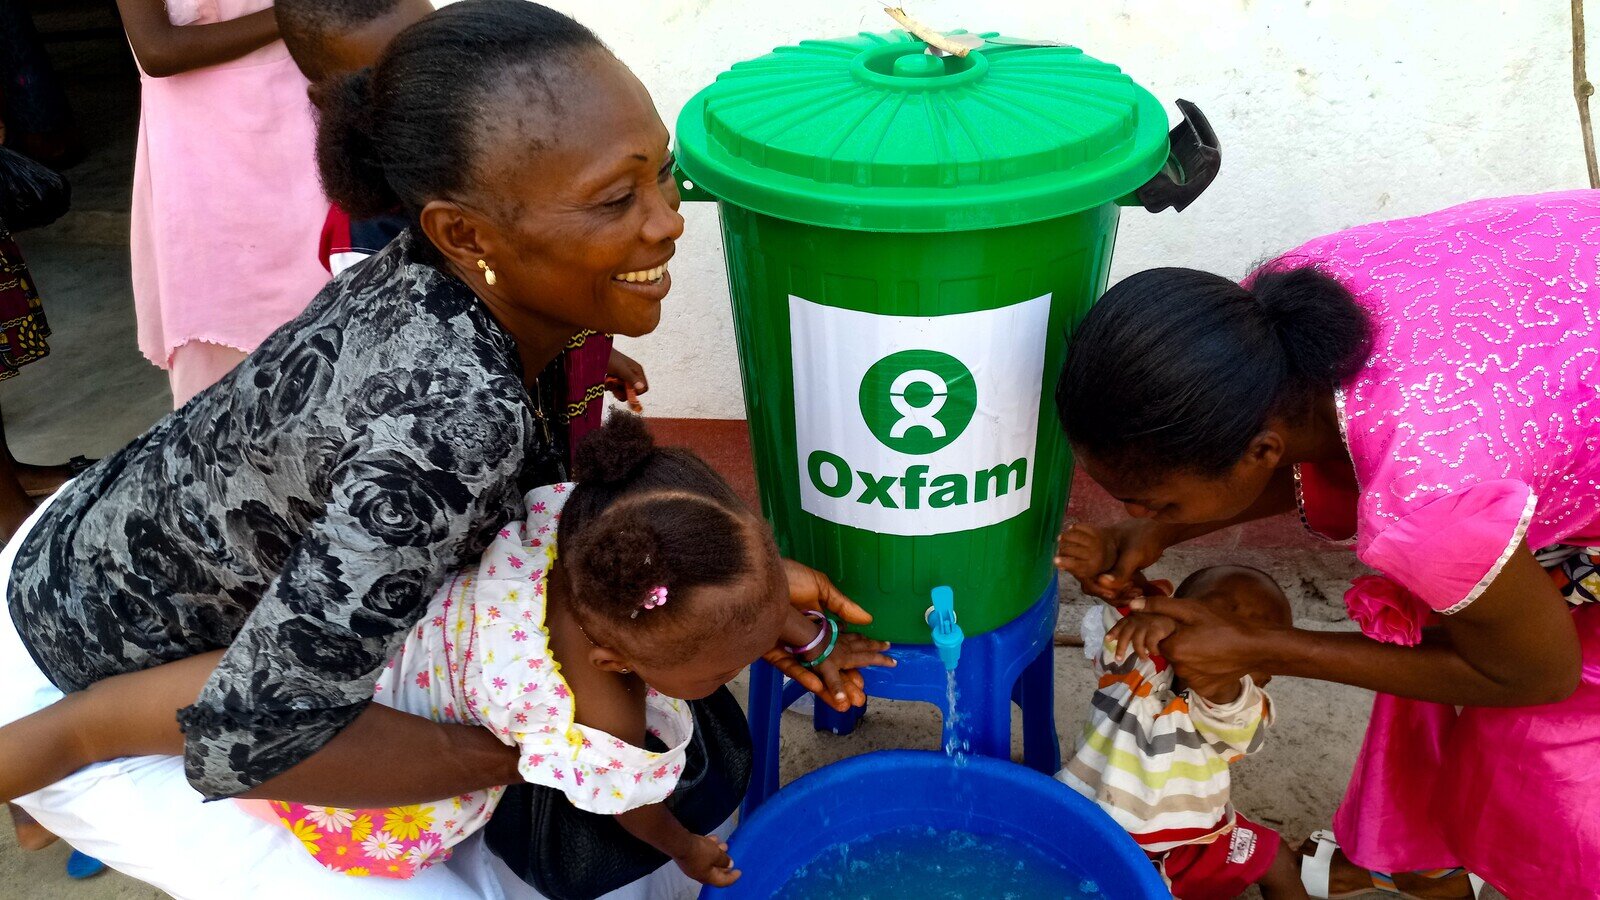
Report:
275,0,407,83
314,0,606,221
558,412,774,658
1055,264,1372,482
1176,565,1293,627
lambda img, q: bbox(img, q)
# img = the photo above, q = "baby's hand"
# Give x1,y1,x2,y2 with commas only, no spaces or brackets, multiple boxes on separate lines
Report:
675,833,739,887
1106,611,1178,663
1057,521,1171,603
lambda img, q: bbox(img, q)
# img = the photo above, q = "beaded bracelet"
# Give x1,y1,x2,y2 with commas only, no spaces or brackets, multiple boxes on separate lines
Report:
785,609,830,655
799,615,841,670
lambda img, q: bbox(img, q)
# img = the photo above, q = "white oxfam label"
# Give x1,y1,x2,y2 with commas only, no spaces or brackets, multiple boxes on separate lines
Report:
790,294,1051,537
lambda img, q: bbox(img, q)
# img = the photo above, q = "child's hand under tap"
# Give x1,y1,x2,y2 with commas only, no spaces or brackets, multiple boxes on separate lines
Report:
765,559,896,711
799,630,894,710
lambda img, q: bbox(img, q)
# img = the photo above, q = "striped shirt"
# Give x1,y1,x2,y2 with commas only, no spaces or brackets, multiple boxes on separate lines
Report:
1057,606,1272,854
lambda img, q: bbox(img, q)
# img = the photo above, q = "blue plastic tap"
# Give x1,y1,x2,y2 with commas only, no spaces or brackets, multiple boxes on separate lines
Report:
926,585,964,671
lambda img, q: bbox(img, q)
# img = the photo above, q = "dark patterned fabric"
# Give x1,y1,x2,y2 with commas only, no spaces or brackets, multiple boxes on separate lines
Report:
0,218,50,378
563,329,612,466
6,232,566,798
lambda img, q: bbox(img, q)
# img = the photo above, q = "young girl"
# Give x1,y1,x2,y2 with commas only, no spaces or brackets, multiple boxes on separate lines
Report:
118,0,330,406
0,412,888,888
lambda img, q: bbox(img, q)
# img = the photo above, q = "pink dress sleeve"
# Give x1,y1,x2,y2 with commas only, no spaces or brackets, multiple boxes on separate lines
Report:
1360,479,1538,615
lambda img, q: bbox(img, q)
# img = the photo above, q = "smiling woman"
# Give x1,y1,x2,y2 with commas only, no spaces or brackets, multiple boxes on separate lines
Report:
0,2,700,897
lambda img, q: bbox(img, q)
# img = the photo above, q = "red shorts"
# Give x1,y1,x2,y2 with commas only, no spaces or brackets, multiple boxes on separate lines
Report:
1156,814,1280,900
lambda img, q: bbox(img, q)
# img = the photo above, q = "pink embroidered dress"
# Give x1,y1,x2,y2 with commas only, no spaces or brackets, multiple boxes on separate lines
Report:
265,484,694,878
1284,191,1600,896
130,0,329,369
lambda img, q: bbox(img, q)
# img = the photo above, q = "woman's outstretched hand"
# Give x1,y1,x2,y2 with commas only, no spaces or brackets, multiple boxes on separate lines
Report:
605,349,648,412
1057,520,1171,602
766,559,895,712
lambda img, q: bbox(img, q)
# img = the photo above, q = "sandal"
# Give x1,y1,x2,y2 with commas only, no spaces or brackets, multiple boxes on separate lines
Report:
65,849,105,879
1301,830,1488,899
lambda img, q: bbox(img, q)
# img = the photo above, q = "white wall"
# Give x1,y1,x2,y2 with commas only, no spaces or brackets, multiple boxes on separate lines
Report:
478,1,1594,419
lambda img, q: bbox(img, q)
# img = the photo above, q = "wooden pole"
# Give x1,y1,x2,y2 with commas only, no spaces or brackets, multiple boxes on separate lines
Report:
1574,0,1600,188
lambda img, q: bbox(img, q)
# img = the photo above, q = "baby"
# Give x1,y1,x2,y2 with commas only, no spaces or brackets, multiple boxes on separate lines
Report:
1058,566,1307,900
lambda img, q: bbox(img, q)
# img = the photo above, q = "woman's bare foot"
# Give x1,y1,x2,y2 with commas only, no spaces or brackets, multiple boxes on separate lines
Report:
8,803,58,851
1298,836,1474,899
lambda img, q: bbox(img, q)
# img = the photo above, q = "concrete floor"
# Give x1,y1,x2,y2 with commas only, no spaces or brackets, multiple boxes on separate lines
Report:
0,8,1444,900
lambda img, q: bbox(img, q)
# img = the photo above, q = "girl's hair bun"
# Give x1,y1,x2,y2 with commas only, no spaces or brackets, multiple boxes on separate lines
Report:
572,410,655,486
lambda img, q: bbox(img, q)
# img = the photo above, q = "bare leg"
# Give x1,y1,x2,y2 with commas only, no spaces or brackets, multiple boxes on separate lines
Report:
0,652,222,803
1298,837,1475,899
8,802,57,850
1259,838,1311,899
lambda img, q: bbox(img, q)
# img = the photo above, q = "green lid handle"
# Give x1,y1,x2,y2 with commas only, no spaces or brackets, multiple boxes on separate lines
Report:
1133,100,1221,213
673,164,715,203
892,53,947,78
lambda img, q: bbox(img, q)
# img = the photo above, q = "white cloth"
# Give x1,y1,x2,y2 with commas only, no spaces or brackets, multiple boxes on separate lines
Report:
0,485,715,899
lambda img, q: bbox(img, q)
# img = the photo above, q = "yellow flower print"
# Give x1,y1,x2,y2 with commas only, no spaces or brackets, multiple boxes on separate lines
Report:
383,805,435,841
287,818,322,855
346,867,371,877
350,813,374,842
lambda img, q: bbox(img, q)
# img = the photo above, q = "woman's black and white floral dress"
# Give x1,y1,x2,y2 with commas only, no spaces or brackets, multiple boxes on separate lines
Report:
6,232,566,798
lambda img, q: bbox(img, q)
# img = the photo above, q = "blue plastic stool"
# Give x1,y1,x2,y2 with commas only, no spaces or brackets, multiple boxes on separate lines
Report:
744,580,1061,816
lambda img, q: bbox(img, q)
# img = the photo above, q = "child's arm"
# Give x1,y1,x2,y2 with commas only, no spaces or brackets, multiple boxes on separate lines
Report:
566,671,740,886
116,0,279,78
616,803,738,887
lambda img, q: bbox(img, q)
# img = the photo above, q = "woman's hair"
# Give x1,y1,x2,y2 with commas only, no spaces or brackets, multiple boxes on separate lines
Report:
559,413,773,656
314,0,605,220
1055,264,1372,482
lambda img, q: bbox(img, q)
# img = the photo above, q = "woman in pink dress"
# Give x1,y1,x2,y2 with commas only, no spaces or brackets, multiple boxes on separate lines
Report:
1054,190,1600,898
119,0,329,407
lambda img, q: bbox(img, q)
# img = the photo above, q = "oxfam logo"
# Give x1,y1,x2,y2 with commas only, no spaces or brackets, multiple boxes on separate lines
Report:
858,350,977,455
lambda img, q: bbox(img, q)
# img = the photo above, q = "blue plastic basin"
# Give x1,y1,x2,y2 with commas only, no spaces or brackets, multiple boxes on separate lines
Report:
701,750,1167,898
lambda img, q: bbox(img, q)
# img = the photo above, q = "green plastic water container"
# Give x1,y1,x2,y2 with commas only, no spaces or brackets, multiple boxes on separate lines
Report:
676,30,1219,642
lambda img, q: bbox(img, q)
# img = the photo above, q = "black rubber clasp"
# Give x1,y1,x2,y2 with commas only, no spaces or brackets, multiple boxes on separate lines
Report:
1135,99,1221,213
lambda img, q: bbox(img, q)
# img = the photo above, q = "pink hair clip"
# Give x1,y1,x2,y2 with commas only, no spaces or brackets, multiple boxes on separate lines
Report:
632,585,669,619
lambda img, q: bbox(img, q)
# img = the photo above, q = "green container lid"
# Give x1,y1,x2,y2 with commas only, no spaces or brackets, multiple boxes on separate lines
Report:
676,30,1173,232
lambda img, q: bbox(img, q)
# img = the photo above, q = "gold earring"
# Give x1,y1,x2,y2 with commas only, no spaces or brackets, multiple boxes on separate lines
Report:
477,259,497,286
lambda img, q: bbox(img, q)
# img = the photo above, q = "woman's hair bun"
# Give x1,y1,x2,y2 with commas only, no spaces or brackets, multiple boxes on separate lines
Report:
573,411,656,486
312,69,400,219
1248,264,1372,386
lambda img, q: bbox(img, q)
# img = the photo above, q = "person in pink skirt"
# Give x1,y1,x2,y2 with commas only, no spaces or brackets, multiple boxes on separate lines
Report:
119,0,329,407
1054,190,1600,898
